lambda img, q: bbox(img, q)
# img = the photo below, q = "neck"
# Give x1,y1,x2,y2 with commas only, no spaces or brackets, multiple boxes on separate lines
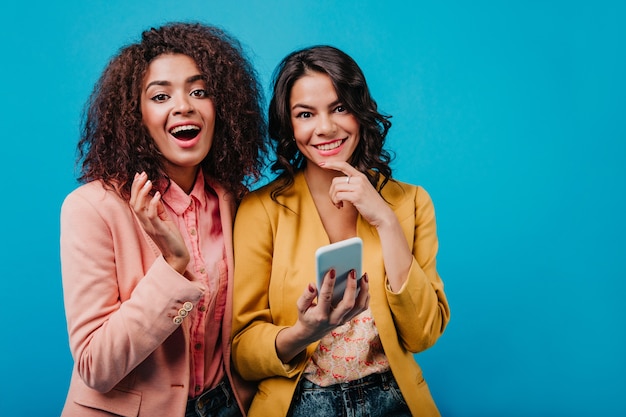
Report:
303,162,341,194
166,165,200,194
303,162,358,242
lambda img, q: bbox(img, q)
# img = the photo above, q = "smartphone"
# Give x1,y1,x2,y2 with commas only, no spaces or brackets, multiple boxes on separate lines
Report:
315,237,363,306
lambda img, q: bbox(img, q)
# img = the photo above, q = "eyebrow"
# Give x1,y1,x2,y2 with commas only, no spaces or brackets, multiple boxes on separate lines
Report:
291,99,342,111
144,74,205,91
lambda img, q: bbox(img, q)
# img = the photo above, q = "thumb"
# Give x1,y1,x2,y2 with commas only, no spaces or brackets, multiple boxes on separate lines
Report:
154,192,169,221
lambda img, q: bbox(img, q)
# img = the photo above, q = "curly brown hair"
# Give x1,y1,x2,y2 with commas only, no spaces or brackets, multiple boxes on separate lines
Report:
77,22,267,202
267,45,393,200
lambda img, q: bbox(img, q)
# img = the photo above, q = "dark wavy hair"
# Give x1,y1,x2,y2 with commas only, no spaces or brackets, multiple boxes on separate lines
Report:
77,22,266,202
267,45,393,199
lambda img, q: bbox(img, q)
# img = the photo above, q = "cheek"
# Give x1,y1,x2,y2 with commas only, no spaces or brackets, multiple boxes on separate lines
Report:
345,116,360,132
140,104,154,130
197,99,216,118
291,129,308,152
141,119,160,140
292,122,311,142
140,99,168,128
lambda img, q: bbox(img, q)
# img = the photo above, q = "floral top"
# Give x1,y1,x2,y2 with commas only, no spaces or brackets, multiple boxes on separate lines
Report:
303,308,390,386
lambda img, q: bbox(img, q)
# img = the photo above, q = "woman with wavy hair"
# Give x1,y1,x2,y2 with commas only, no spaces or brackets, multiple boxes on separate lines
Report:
60,22,265,417
232,45,450,417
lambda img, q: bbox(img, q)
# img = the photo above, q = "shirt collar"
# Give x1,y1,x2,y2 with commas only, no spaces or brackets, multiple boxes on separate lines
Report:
161,169,208,215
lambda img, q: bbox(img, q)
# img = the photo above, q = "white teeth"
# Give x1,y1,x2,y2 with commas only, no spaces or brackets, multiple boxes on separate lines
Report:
316,140,343,151
170,125,200,134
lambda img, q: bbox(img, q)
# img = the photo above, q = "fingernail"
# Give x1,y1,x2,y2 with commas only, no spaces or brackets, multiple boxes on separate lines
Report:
363,273,369,283
330,269,336,279
350,270,356,279
308,284,316,293
143,180,152,188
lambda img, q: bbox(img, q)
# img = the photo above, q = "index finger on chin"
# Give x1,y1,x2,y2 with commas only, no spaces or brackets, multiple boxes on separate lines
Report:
319,161,356,176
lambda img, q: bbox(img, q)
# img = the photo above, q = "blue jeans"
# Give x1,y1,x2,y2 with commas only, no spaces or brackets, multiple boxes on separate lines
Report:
288,371,411,417
185,378,242,417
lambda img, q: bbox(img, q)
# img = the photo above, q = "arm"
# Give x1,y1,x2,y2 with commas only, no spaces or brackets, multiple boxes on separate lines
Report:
231,193,291,380
60,187,204,392
231,192,368,380
321,161,449,353
386,186,450,352
275,268,368,363
322,161,412,291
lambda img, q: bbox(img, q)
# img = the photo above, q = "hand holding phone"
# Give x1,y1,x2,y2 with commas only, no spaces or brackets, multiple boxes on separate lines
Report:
315,237,363,306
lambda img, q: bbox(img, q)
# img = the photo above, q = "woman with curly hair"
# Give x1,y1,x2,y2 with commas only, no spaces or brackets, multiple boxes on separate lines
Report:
60,22,266,417
231,45,450,416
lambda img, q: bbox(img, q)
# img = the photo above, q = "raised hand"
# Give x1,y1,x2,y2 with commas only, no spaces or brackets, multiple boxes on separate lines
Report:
320,161,413,292
321,161,395,228
129,172,190,274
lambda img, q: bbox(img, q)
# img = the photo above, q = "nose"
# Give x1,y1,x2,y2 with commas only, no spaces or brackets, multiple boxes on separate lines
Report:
172,95,194,115
314,114,336,136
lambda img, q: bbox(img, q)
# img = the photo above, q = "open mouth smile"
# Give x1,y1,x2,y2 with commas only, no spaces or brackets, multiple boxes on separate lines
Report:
169,124,201,140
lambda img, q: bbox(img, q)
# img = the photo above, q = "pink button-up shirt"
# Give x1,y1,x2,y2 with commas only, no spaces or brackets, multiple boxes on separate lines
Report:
161,171,227,398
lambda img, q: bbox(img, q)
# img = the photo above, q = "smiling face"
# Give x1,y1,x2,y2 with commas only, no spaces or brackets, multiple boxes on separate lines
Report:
290,71,360,172
140,53,216,192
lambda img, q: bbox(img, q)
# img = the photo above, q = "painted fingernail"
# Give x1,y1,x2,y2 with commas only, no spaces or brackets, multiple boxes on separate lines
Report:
363,273,369,283
330,269,336,279
308,284,316,293
350,270,356,279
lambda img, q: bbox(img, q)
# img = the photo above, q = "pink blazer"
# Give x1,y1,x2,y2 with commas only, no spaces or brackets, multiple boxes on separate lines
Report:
60,180,255,417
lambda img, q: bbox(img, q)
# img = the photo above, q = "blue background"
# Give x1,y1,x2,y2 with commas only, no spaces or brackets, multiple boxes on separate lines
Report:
1,1,624,416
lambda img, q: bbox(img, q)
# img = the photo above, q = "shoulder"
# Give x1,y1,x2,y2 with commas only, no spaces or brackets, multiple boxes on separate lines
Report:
380,179,436,222
240,173,303,210
65,180,122,199
380,178,431,203
239,181,275,209
62,181,128,218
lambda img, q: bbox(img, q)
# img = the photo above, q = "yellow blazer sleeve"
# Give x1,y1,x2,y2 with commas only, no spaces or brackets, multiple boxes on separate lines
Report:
231,191,303,381
385,185,450,352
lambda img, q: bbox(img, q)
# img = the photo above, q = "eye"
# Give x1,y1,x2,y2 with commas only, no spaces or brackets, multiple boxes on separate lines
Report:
190,89,208,98
334,105,347,113
150,93,170,103
295,111,312,119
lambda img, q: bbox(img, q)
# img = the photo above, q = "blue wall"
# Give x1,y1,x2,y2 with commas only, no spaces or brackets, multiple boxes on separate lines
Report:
1,1,624,416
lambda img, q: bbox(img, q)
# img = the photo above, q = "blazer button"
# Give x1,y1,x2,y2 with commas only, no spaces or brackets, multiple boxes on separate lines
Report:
178,308,188,317
173,316,183,325
183,301,194,311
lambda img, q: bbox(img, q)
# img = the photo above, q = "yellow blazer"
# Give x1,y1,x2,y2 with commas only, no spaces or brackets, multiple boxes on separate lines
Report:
232,171,450,417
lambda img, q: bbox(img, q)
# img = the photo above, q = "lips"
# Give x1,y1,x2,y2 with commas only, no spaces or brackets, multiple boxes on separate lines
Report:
169,124,201,140
314,139,345,151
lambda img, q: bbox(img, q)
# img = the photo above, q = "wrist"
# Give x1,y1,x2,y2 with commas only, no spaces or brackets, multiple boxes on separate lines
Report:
164,254,189,275
373,210,398,232
276,322,315,363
